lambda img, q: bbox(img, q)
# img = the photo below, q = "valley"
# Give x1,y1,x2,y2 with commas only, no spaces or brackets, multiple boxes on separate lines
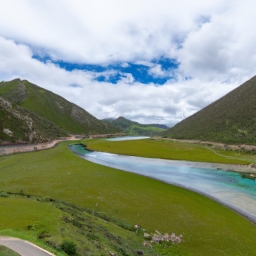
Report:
1,2,256,255
0,139,256,255
0,76,256,256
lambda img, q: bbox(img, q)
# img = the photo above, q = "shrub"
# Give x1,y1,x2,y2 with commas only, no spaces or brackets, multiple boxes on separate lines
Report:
60,240,77,256
0,191,8,197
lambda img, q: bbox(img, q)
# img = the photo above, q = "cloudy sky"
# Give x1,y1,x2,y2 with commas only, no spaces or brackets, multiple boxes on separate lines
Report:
0,0,256,126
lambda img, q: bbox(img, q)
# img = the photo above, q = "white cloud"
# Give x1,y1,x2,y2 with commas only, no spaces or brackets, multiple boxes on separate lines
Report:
0,0,224,64
178,0,256,83
148,65,166,78
120,63,129,68
0,1,255,126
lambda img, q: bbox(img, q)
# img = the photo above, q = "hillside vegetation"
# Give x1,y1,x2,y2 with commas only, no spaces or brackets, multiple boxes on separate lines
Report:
0,79,119,143
106,116,167,136
163,75,256,144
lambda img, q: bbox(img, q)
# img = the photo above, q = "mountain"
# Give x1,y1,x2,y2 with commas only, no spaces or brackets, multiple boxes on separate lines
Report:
163,75,256,144
105,116,167,136
149,123,169,129
0,79,120,144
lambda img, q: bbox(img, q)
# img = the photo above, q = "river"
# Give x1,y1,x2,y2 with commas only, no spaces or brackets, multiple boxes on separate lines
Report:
69,143,256,223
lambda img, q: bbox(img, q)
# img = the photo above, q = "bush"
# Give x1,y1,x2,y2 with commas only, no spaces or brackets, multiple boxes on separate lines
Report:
0,191,8,197
60,240,78,256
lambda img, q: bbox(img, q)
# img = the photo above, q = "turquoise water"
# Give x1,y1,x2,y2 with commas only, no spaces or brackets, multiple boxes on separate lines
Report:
106,136,150,141
69,144,256,222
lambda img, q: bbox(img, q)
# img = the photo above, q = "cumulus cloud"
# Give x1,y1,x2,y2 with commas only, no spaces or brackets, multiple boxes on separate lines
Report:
0,0,224,64
0,0,255,126
178,0,256,82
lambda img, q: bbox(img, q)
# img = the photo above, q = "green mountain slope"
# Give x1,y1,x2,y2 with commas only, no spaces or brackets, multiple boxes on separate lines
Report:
106,116,167,136
0,79,120,143
163,75,256,144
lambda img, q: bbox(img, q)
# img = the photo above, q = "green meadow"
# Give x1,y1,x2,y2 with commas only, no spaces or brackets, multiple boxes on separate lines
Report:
86,138,256,164
0,140,256,255
0,245,20,256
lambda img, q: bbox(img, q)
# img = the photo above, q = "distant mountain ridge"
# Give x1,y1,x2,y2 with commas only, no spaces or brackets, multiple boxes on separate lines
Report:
105,116,168,136
0,79,120,144
163,75,256,144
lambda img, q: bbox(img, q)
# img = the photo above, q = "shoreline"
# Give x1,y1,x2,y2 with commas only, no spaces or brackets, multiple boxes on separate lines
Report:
164,179,256,225
79,152,256,225
174,159,256,175
69,145,256,225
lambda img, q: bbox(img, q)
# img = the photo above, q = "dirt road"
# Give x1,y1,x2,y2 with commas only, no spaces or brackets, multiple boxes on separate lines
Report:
0,136,78,156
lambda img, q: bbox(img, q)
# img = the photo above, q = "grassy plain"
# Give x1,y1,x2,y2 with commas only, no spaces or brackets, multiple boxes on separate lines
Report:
0,140,256,255
85,138,255,164
0,245,20,256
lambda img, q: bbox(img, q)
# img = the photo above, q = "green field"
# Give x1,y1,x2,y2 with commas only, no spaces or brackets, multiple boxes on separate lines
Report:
0,140,256,255
0,196,159,256
0,245,20,256
86,138,256,164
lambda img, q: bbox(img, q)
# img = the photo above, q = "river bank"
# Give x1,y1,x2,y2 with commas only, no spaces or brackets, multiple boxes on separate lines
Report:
153,137,256,174
70,143,256,224
177,160,256,175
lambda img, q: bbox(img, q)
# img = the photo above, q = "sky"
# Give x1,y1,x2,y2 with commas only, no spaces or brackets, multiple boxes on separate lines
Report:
0,0,256,127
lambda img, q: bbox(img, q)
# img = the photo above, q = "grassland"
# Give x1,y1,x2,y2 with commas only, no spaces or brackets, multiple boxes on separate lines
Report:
0,195,159,256
85,138,255,164
0,140,256,255
0,245,20,256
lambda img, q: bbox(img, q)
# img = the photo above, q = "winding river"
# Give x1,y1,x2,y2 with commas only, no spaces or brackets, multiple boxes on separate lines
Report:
69,142,256,223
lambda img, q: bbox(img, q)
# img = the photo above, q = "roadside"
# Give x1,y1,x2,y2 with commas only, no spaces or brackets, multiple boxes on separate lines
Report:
0,237,54,256
0,136,78,156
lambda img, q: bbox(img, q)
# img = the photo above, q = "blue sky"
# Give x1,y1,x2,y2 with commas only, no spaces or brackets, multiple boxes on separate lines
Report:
33,54,179,85
0,0,255,126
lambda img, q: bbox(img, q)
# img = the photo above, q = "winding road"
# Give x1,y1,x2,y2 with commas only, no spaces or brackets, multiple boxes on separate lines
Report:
0,237,54,256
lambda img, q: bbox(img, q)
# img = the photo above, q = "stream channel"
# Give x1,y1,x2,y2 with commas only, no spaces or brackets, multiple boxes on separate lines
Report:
69,138,256,223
